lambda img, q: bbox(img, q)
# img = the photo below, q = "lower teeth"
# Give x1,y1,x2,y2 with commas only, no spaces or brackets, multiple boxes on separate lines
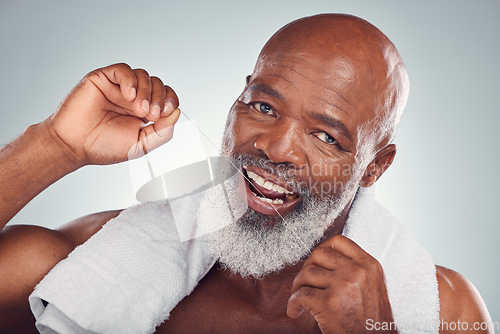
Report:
252,192,284,205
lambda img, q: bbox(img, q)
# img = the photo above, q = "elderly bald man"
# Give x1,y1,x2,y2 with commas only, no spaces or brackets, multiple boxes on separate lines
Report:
0,14,492,333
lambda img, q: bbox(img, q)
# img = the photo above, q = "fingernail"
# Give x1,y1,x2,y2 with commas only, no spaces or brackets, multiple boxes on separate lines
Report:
141,100,149,113
150,105,161,118
129,87,136,99
163,101,174,115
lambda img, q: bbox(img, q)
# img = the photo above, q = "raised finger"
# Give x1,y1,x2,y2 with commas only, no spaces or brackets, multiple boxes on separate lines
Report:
163,85,180,116
146,76,166,122
134,69,152,118
100,63,138,101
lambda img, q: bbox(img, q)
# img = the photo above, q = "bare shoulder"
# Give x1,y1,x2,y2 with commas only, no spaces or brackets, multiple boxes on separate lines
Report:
0,210,121,331
57,209,122,246
436,265,493,333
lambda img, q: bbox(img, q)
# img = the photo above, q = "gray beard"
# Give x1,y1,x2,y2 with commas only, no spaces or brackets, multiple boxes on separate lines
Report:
200,154,357,279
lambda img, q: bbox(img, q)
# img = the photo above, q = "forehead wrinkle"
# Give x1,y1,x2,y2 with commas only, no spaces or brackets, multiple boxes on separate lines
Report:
267,63,352,106
318,98,347,116
267,73,293,84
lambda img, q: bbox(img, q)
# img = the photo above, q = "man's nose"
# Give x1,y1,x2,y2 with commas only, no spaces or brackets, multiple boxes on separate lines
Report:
253,121,306,167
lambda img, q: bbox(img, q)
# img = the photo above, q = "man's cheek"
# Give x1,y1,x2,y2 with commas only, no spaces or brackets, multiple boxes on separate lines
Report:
318,180,345,198
297,176,347,198
320,181,335,197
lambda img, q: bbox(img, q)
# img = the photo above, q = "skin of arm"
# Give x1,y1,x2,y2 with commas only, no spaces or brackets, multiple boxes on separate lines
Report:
0,121,80,228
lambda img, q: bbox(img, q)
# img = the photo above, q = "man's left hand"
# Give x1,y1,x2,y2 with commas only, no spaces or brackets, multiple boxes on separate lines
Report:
287,235,397,334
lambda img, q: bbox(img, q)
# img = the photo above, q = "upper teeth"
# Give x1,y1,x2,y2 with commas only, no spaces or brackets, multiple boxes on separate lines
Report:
246,170,292,194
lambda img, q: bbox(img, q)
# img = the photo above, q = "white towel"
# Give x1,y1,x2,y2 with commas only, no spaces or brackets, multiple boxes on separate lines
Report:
343,189,440,334
29,201,215,334
29,189,439,334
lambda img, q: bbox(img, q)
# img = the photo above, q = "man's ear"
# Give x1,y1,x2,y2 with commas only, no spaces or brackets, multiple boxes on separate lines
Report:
246,75,251,86
360,144,396,188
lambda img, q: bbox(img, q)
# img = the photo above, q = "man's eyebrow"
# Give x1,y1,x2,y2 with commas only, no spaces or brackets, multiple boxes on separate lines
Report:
311,114,353,142
247,84,283,100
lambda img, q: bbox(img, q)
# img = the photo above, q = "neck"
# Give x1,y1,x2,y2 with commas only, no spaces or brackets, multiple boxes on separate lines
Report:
218,197,354,314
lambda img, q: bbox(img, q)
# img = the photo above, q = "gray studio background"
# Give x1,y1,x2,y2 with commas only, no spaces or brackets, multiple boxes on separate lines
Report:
1,0,499,322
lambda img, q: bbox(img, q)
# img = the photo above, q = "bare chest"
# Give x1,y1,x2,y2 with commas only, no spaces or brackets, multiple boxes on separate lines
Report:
156,306,318,334
155,269,320,334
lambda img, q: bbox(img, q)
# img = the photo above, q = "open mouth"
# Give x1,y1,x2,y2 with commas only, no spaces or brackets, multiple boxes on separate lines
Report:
242,165,301,216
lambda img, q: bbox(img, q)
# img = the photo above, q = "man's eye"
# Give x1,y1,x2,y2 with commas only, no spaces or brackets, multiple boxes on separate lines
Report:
314,131,337,145
253,102,274,115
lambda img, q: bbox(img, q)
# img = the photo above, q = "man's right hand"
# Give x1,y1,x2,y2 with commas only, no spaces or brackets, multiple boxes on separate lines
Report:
0,63,182,331
43,63,180,167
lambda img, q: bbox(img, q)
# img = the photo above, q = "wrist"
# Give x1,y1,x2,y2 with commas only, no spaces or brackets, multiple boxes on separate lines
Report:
28,120,85,173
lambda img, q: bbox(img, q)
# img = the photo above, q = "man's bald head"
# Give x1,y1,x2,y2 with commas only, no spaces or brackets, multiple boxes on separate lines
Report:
253,14,409,154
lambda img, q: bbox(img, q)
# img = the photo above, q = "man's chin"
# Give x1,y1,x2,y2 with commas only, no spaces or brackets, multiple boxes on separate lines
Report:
233,208,296,232
204,205,334,279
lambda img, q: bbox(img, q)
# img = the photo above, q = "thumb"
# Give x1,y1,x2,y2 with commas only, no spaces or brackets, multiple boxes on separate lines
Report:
287,291,306,319
128,108,181,160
